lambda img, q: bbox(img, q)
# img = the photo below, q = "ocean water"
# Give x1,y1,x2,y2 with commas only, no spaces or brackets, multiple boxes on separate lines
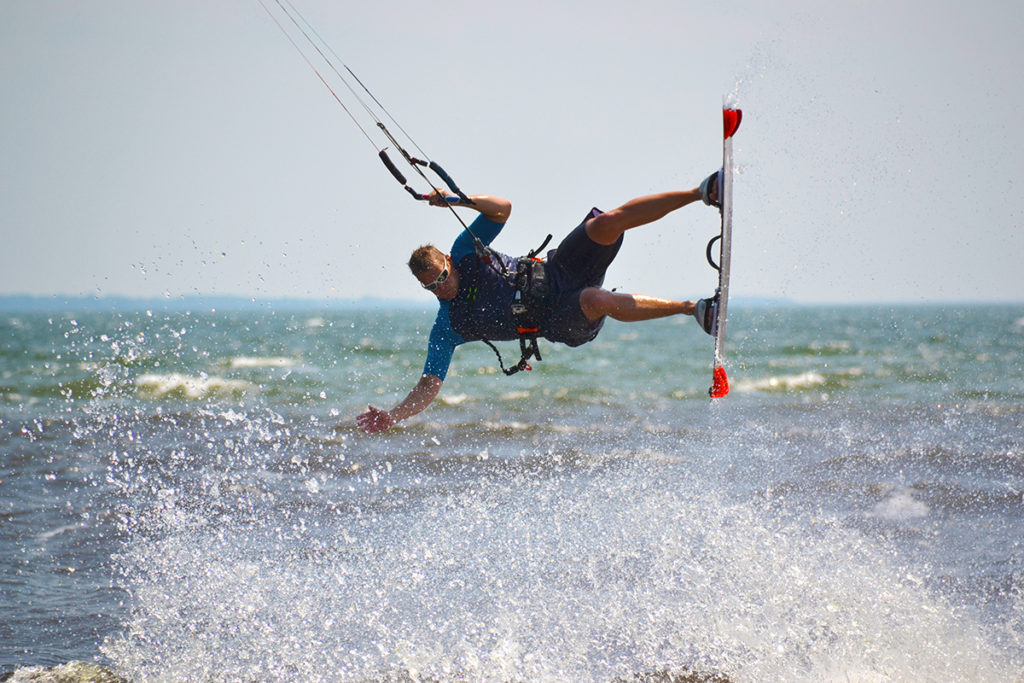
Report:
1,303,1023,681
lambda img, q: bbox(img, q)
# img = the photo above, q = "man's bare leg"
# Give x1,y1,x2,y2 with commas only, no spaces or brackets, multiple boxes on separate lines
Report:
579,287,696,323
585,188,703,246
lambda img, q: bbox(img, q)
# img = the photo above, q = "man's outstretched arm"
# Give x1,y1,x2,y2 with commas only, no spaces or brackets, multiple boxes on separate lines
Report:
428,191,511,223
357,373,443,434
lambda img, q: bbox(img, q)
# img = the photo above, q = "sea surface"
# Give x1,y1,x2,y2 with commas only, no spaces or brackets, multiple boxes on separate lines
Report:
1,303,1023,681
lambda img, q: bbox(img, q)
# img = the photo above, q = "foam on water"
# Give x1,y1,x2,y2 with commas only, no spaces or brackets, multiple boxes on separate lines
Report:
227,356,297,369
871,488,930,522
134,372,255,399
735,370,827,394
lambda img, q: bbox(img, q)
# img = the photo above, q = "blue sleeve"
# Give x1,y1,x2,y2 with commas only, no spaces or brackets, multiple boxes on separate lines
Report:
450,214,505,261
422,302,463,381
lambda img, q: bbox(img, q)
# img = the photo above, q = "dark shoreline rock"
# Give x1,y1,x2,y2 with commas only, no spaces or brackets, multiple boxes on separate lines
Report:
1,661,128,683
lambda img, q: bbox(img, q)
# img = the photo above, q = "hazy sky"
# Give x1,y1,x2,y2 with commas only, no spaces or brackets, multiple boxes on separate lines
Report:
3,0,1022,304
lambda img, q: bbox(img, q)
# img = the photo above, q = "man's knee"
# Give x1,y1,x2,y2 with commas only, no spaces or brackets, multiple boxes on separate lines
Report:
584,212,623,246
579,287,613,322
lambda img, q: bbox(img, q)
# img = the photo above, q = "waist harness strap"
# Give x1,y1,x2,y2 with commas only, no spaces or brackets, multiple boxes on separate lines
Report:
508,257,547,374
481,234,553,376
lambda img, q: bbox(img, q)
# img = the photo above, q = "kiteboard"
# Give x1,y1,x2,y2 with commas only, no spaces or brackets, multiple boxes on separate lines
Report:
707,106,742,399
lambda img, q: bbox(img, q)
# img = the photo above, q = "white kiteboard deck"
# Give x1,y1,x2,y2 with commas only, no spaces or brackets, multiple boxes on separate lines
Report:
708,106,742,399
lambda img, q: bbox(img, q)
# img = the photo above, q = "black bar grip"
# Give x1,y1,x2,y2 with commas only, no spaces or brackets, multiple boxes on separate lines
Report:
706,234,722,272
379,149,407,185
428,161,472,204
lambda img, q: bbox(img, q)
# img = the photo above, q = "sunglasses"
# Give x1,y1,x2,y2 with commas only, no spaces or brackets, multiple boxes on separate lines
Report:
422,264,450,291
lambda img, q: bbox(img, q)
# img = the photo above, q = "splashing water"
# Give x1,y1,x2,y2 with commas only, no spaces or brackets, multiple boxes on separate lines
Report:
99,408,1020,681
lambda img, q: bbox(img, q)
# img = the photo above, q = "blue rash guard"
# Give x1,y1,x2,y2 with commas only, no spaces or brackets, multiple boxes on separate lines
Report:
422,214,506,381
422,207,623,382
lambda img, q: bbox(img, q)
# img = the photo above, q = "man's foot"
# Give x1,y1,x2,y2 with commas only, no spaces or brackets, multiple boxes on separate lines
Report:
693,295,719,336
699,170,721,208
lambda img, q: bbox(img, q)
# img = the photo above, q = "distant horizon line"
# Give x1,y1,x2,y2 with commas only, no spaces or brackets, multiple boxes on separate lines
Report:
0,293,1019,313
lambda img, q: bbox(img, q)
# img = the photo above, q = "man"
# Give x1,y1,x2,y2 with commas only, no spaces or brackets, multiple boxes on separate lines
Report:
356,172,722,434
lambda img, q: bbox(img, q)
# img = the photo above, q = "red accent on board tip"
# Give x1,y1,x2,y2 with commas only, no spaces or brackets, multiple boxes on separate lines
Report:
710,366,730,399
723,108,742,140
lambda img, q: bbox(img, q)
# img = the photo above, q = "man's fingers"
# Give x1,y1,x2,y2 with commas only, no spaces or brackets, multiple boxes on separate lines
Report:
357,407,391,434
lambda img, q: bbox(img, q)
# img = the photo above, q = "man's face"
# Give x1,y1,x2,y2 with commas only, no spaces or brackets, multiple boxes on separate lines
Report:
417,253,457,300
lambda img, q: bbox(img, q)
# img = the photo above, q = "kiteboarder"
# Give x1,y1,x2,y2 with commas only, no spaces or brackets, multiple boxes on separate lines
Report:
356,173,721,434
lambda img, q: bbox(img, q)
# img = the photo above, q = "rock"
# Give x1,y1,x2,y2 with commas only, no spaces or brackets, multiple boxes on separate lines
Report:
1,661,128,683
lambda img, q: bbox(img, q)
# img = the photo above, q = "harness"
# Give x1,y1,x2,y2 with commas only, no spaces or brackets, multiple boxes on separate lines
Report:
466,234,552,376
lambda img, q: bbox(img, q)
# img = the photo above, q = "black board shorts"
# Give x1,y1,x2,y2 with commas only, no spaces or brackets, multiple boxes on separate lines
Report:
543,208,623,347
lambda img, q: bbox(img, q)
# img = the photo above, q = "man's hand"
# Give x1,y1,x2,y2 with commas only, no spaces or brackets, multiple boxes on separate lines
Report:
357,406,395,434
426,189,453,208
357,375,442,435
